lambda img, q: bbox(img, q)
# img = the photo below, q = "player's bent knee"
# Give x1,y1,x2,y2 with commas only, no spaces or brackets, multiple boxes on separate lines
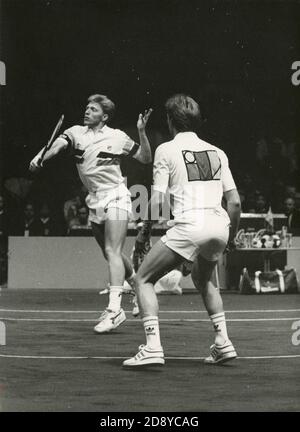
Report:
104,246,123,260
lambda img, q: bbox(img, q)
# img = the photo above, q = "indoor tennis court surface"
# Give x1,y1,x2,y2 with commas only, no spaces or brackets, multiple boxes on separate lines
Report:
0,289,299,412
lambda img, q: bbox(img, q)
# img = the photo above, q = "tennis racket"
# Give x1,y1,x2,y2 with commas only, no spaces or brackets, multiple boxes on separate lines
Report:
38,114,64,166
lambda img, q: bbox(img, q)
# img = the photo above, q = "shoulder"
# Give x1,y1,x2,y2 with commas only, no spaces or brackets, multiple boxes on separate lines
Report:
106,126,127,138
155,140,173,157
64,125,86,137
205,141,228,161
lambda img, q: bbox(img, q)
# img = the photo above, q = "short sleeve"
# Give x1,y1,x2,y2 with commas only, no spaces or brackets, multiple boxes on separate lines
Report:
220,150,236,192
120,132,140,157
153,146,170,194
59,126,77,150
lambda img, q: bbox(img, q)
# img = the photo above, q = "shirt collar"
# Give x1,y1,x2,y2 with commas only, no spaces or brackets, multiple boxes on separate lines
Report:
84,124,109,134
174,131,198,140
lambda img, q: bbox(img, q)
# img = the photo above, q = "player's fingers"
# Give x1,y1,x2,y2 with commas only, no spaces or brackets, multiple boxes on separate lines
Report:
144,108,153,119
145,110,153,122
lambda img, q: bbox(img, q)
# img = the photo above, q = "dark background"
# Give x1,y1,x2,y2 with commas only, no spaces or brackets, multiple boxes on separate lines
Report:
0,0,299,212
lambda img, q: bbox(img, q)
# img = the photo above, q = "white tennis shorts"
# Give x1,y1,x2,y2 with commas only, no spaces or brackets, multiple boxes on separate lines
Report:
86,183,132,225
161,208,230,262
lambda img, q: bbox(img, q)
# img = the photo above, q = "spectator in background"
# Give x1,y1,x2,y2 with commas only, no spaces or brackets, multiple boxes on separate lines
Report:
63,186,87,225
243,193,257,213
33,202,64,236
0,195,8,285
22,202,39,236
284,197,300,234
68,205,92,236
285,184,297,199
255,194,268,214
239,172,256,198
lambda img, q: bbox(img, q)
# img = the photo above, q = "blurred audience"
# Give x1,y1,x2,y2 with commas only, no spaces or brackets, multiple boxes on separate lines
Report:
68,205,92,236
255,194,268,214
33,202,65,236
63,186,87,225
21,202,39,236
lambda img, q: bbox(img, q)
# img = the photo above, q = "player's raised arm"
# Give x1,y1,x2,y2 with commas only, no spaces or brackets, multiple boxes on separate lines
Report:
29,135,70,172
133,108,153,164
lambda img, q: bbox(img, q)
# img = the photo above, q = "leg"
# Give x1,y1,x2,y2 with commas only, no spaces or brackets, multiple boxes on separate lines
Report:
192,252,237,364
123,240,183,367
91,221,133,280
92,209,129,333
135,239,184,317
104,208,130,286
191,254,223,316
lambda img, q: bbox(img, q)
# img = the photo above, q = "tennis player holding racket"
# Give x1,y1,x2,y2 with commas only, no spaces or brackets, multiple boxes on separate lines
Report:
29,94,152,333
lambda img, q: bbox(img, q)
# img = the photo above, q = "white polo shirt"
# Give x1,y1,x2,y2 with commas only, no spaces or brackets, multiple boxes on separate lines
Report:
61,125,139,193
153,132,236,222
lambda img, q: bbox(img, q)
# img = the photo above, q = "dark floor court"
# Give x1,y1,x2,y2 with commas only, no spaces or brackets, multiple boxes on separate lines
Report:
0,289,299,412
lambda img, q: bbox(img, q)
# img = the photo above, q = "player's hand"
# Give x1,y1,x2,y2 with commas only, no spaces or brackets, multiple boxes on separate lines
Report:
29,155,43,173
137,108,153,131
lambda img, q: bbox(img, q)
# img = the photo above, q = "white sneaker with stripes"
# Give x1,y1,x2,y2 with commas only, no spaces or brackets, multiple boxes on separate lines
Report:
123,344,165,367
94,308,126,333
204,340,237,364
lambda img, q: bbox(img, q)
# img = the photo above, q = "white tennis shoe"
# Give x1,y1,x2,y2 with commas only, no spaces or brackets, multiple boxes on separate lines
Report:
94,308,126,333
204,340,237,364
123,344,165,367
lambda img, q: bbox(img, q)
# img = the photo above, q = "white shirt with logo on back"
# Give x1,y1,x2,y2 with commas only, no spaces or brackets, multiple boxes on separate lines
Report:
153,132,236,223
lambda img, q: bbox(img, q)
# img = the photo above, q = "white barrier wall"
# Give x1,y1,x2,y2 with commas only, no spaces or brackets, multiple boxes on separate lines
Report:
8,237,300,290
7,237,198,289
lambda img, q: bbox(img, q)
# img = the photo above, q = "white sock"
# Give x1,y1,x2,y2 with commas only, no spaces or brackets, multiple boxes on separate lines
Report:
126,269,136,288
107,286,123,312
210,312,229,345
142,316,162,350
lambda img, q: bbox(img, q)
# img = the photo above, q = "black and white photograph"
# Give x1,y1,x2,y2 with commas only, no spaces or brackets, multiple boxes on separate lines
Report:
0,0,299,416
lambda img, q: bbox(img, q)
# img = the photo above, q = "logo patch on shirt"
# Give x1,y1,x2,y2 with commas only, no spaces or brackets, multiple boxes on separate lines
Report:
182,150,221,182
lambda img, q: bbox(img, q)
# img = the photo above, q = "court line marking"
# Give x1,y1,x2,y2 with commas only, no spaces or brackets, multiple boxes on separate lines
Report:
0,317,299,322
0,309,299,314
0,354,299,360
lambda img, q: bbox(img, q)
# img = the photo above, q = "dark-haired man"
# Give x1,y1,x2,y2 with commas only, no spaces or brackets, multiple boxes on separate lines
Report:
284,197,300,233
124,94,241,367
30,94,152,332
